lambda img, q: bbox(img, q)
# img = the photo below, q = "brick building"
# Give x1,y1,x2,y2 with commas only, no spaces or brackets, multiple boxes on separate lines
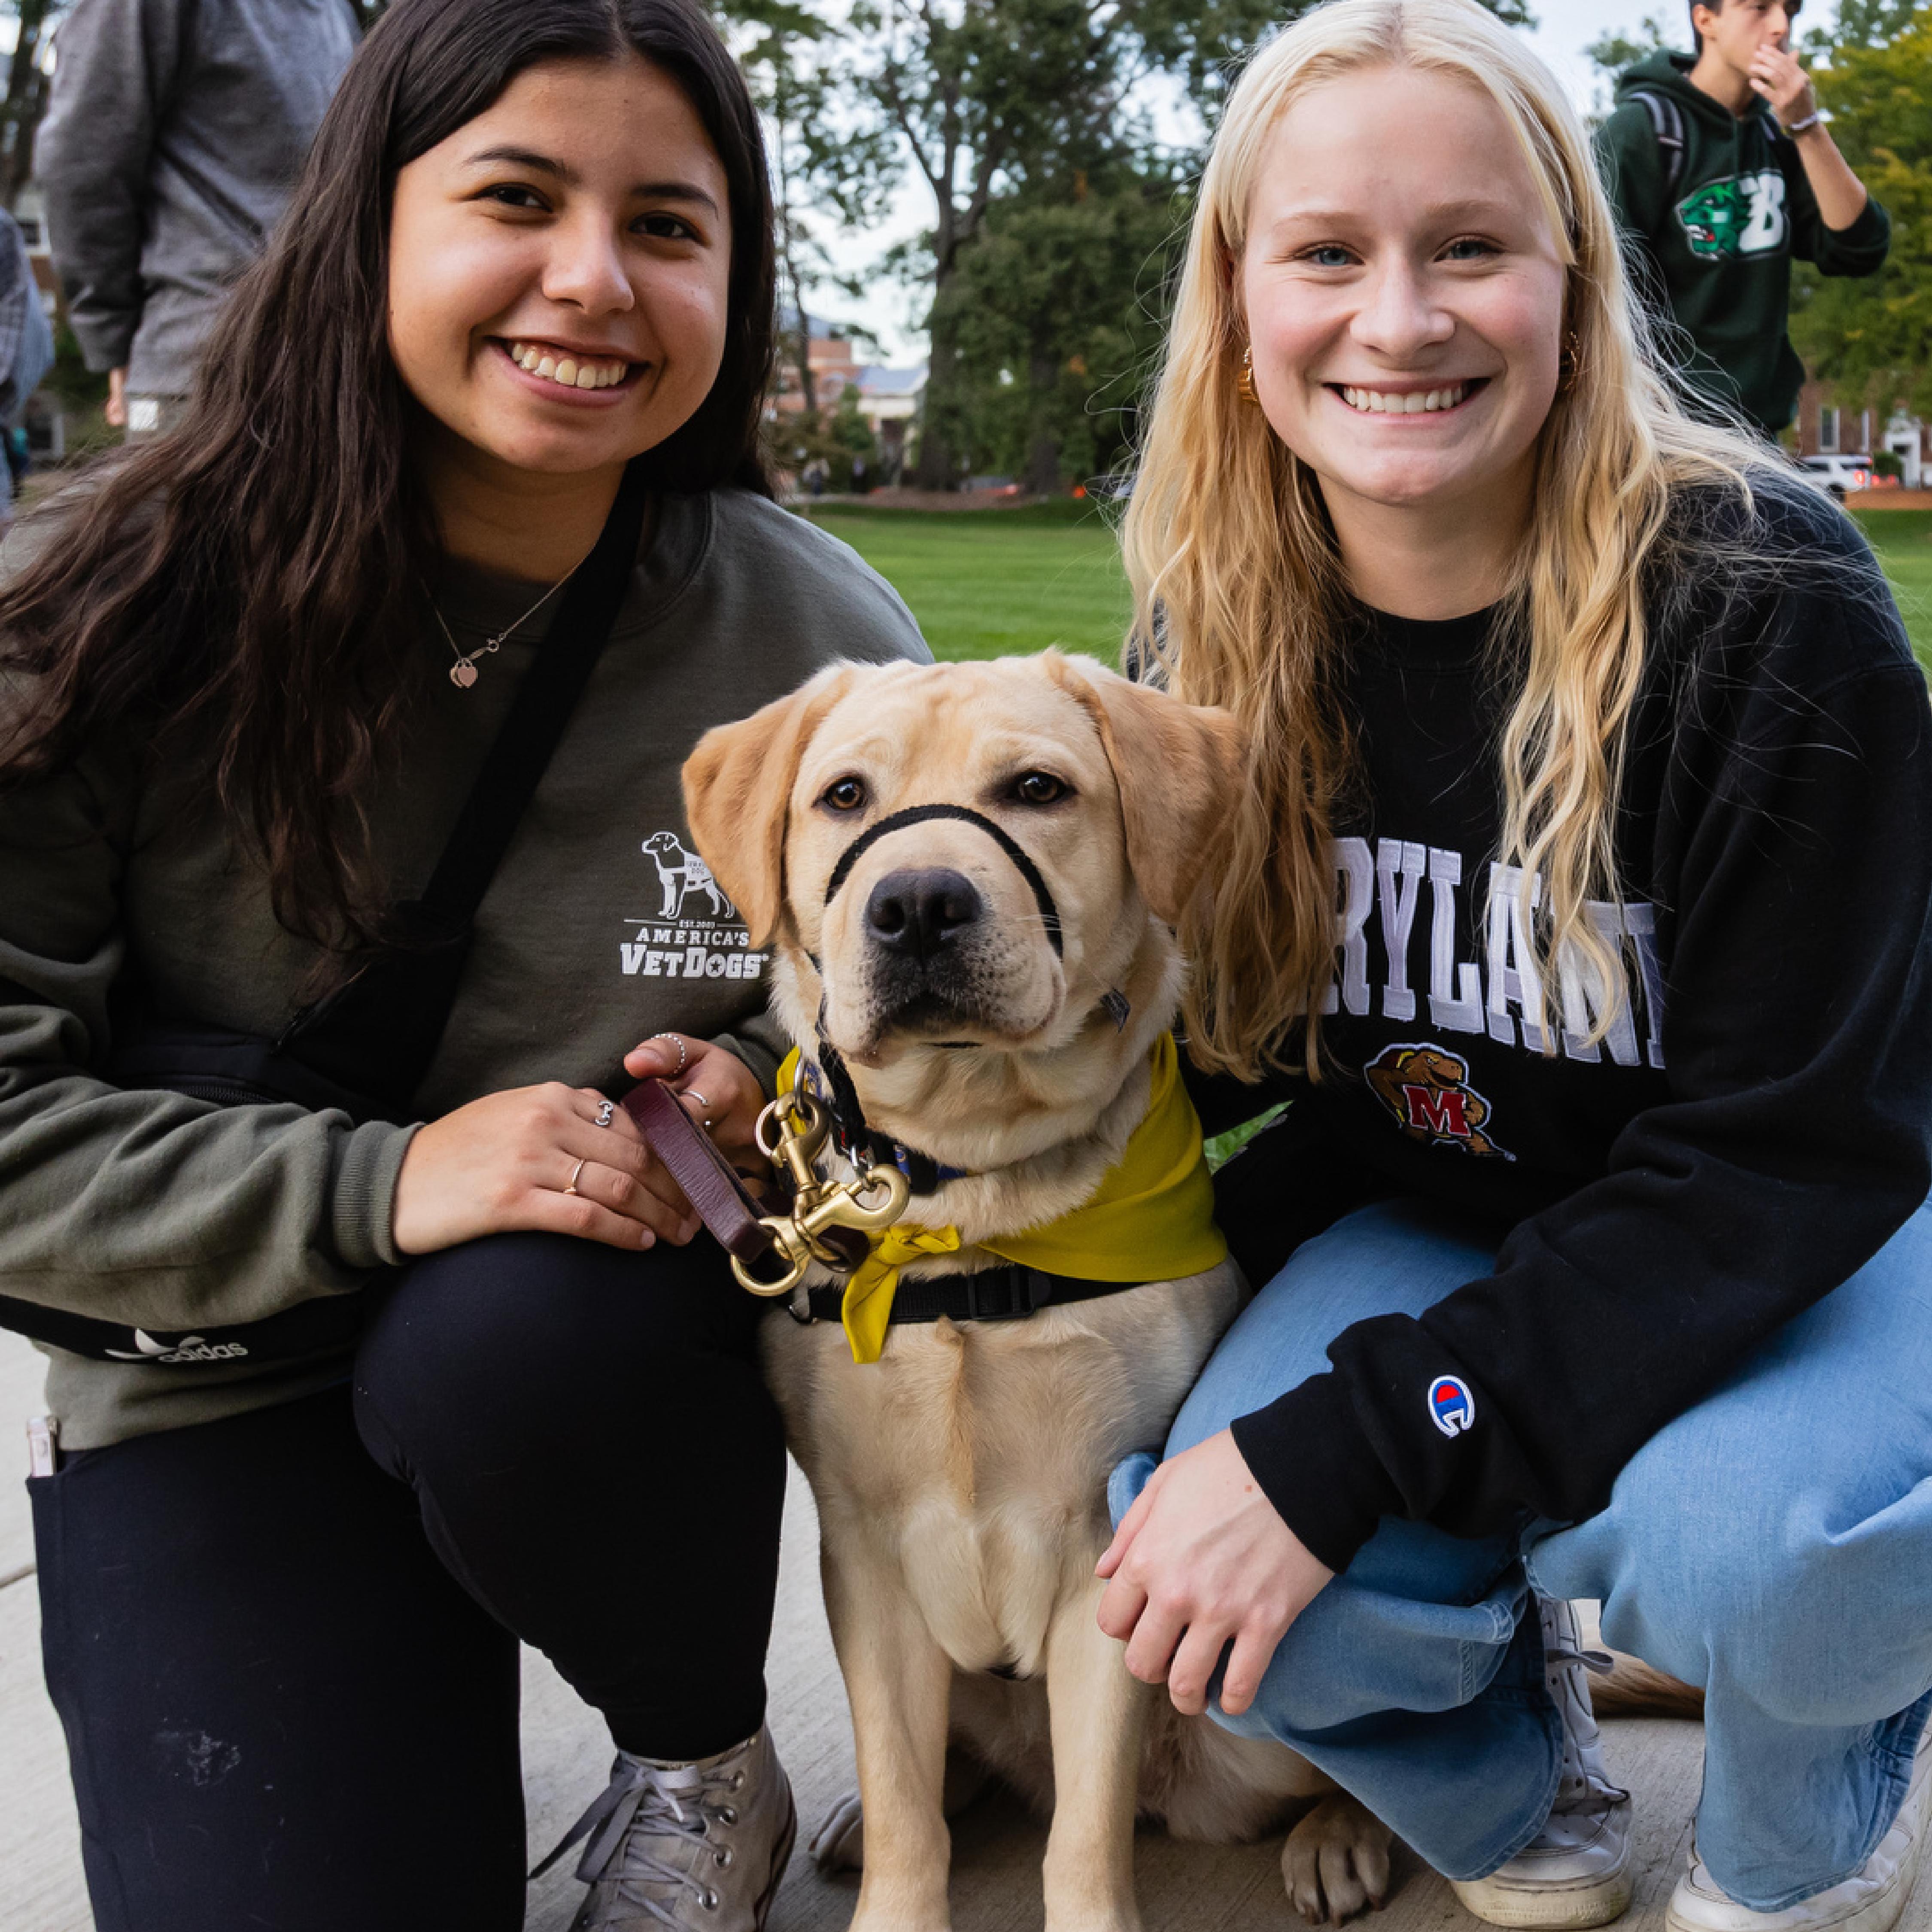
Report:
1794,379,1927,487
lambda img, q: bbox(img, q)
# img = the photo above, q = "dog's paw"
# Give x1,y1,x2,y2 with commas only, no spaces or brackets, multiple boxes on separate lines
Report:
1281,1795,1391,1925
809,1791,865,1874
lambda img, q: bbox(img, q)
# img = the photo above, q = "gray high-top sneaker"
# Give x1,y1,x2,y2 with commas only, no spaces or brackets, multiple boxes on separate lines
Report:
1452,1598,1634,1929
545,1725,796,1932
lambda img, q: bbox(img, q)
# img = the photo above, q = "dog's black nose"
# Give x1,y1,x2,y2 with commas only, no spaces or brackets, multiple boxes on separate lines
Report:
865,869,981,958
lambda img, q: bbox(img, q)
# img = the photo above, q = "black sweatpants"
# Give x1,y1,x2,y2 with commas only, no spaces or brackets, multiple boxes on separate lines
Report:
29,1232,787,1932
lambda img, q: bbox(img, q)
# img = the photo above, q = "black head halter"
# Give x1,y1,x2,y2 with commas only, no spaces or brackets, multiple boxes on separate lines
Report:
823,804,1063,957
807,802,1066,1194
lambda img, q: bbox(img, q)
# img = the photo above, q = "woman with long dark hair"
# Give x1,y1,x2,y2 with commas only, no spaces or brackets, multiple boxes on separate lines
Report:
0,2,926,1926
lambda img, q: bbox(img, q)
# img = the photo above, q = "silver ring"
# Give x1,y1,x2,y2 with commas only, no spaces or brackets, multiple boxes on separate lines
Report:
651,1033,688,1077
564,1157,587,1197
595,1099,614,1127
683,1088,716,1133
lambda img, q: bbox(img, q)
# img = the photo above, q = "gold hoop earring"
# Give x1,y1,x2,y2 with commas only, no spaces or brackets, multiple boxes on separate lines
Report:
1558,328,1582,392
1237,345,1258,404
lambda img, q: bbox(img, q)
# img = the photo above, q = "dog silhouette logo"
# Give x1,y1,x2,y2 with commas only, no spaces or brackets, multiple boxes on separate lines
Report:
641,830,735,921
1364,1043,1512,1160
1428,1375,1476,1437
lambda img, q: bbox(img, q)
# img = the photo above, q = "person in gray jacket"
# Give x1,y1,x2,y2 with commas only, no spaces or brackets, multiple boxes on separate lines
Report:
36,0,358,437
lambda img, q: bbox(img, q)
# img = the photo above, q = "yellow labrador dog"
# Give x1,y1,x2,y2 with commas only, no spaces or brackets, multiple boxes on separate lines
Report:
683,654,1391,1932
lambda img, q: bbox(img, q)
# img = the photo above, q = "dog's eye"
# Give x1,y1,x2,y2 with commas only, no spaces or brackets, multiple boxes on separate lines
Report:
1012,772,1067,805
822,777,867,812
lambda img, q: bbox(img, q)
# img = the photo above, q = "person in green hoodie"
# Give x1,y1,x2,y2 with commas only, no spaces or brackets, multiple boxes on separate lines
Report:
1595,2,1889,436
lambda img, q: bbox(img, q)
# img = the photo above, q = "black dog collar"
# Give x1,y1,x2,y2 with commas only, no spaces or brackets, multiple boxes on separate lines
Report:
799,1046,970,1194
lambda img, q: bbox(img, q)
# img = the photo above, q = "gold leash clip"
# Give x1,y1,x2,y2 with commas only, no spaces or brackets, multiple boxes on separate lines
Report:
731,1090,911,1297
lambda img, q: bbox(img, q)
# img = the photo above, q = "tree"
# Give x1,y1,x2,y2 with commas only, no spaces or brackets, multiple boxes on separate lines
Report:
1583,13,1677,122
846,0,1370,486
847,0,1142,485
1787,9,1932,417
841,0,1530,486
1811,0,1921,54
765,381,882,489
721,0,898,416
941,162,1184,491
824,383,881,488
1585,14,1675,72
902,0,1530,490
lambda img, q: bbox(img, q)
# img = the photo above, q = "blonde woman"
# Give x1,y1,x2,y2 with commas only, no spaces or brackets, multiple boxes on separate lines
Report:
1094,3,1932,1929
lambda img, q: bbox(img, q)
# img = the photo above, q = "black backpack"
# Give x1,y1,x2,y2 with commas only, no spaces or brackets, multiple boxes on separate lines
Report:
1628,87,1690,200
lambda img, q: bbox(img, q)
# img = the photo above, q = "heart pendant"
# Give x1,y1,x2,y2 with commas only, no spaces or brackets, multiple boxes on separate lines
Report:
450,660,479,689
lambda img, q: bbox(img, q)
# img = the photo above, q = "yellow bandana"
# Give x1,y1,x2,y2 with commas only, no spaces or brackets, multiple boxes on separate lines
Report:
778,1033,1227,1364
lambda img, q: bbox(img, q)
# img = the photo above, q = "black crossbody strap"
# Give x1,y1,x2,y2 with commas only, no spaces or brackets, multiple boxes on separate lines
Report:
417,460,652,929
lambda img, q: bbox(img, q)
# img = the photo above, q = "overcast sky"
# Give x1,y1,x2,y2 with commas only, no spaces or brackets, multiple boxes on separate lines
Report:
835,0,1761,362
1521,0,1694,107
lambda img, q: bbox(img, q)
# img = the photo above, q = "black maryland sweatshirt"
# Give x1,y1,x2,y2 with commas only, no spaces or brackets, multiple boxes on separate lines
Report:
1198,479,1932,1575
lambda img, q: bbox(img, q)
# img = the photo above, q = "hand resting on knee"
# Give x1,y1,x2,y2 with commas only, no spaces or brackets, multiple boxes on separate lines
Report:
1097,1426,1335,1717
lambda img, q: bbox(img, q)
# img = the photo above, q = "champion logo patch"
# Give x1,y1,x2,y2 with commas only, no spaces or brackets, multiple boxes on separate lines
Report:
1428,1375,1476,1437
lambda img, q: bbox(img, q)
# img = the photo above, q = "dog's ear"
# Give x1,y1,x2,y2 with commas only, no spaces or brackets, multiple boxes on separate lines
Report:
1044,654,1249,927
683,663,859,947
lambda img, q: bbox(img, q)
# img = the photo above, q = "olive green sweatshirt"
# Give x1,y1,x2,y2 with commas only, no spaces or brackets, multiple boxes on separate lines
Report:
1595,50,1890,434
0,488,929,1449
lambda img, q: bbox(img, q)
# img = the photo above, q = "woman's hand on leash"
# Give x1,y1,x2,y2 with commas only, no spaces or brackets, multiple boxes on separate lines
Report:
1094,1428,1334,1719
623,1033,766,1171
392,1051,750,1255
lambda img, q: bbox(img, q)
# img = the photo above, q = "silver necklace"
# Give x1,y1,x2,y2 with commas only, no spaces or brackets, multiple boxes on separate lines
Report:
432,566,579,689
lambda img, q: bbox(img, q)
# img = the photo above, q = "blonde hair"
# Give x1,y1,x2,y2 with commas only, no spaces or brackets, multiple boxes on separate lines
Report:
1126,0,1762,1079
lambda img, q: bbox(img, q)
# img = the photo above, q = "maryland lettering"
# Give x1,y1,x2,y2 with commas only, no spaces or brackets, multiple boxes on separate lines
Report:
1326,835,1666,1068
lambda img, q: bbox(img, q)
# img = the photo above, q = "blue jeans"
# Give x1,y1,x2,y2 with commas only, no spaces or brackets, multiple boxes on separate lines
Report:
1109,1198,1932,1910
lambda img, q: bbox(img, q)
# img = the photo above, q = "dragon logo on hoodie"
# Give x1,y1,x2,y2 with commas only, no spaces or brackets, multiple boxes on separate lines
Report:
1677,170,1788,259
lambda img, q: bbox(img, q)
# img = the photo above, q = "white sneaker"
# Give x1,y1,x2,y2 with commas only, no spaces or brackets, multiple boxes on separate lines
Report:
1451,1598,1634,1929
1667,1722,1932,1932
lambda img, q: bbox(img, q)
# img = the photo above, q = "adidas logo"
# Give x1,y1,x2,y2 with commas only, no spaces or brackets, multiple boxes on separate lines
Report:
103,1330,250,1365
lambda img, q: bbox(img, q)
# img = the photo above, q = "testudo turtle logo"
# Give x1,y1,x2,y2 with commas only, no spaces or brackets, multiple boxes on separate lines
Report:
1364,1043,1513,1160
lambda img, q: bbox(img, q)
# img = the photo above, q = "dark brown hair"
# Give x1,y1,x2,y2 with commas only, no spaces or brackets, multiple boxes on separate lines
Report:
0,0,776,953
1690,0,1803,52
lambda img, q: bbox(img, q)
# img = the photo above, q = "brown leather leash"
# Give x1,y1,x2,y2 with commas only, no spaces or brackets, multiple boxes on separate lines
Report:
622,1078,877,1290
627,1077,1157,1336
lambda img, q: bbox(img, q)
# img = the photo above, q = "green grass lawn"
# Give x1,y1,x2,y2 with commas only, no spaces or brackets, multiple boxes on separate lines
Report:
806,500,1133,662
809,500,1932,672
1854,510,1932,671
